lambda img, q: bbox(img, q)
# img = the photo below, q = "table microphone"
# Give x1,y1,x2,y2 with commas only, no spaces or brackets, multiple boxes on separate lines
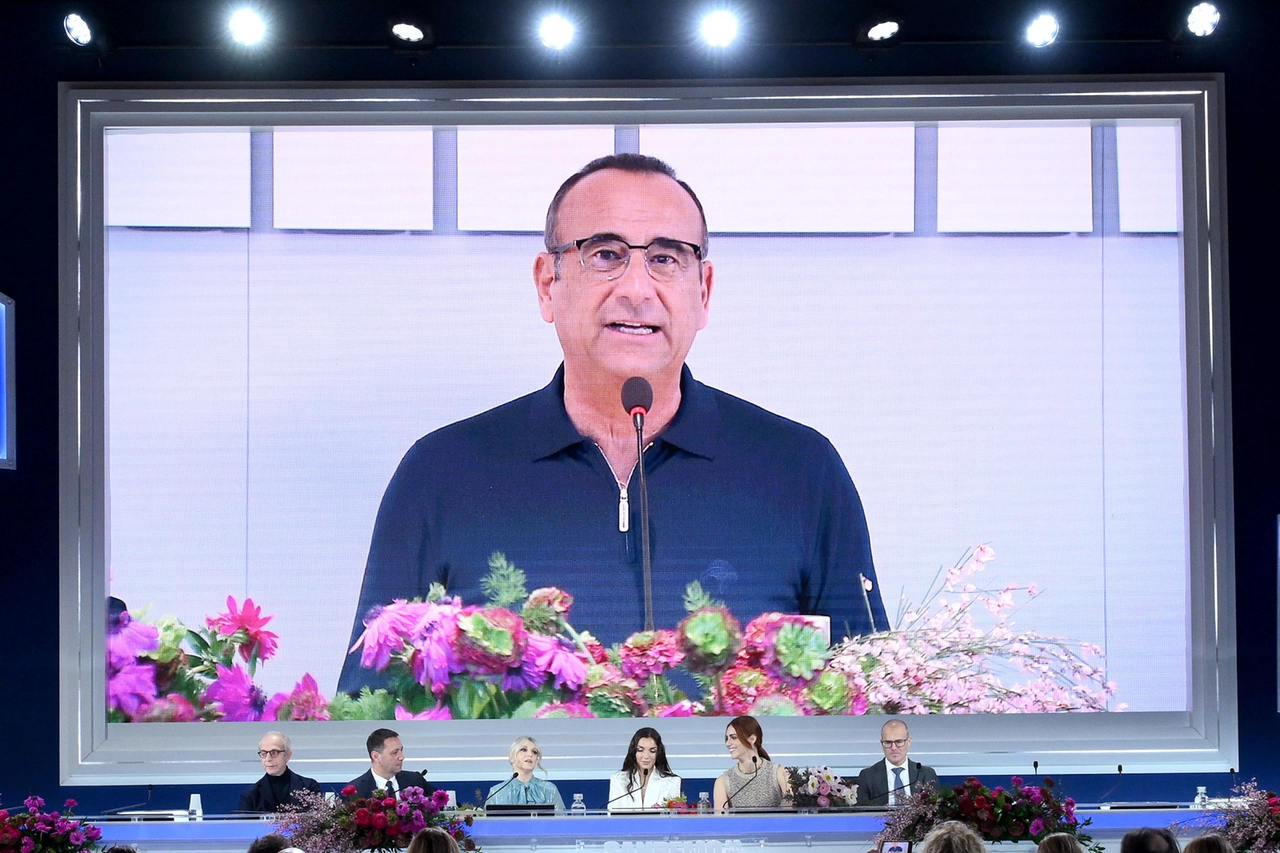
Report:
482,773,519,806
604,767,653,809
621,376,655,632
725,756,760,809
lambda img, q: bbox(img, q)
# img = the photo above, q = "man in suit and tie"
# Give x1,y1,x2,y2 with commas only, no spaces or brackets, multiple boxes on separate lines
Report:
855,719,939,806
348,728,435,798
238,732,322,812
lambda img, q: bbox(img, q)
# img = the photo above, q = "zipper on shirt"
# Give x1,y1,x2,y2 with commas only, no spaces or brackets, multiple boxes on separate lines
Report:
596,442,654,534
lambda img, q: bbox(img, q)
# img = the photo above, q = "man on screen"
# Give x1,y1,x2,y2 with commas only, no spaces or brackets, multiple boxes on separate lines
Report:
338,153,887,692
855,719,939,806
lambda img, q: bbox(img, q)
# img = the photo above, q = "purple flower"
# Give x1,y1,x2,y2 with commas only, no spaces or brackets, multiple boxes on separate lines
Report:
263,673,330,721
21,837,35,853
656,700,699,717
107,659,158,718
24,795,45,812
1028,788,1044,804
204,663,267,721
70,831,86,845
107,610,160,670
1011,776,1024,787
1029,818,1045,836
502,637,548,692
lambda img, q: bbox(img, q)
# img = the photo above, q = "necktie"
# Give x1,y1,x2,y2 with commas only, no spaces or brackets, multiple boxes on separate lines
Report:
892,767,905,805
388,778,398,798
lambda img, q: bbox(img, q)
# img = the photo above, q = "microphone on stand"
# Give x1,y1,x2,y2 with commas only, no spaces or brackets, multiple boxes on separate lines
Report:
1033,760,1039,777
621,376,655,632
604,767,653,810
1098,764,1124,803
482,773,519,806
725,756,760,810
101,784,153,815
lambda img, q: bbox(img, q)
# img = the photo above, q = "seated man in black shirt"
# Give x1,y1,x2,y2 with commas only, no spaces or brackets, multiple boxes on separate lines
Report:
238,732,321,812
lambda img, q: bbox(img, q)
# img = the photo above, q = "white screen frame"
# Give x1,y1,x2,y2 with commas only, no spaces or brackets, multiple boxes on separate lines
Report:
58,78,1235,786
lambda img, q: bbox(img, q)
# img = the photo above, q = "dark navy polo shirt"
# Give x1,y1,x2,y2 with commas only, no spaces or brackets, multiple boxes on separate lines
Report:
338,365,886,693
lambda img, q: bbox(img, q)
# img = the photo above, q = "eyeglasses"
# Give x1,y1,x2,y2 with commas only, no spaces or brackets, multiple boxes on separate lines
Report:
880,739,909,748
551,234,704,282
258,749,288,758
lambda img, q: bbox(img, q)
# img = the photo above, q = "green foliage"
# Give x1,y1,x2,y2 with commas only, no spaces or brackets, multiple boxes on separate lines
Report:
480,552,528,609
683,580,720,612
328,688,397,721
426,583,448,603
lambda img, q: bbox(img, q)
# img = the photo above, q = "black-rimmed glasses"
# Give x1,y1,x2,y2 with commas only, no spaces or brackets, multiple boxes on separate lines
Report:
551,234,704,282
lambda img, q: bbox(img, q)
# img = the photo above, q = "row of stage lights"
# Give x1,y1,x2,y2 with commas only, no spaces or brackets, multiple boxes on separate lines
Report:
62,4,1224,53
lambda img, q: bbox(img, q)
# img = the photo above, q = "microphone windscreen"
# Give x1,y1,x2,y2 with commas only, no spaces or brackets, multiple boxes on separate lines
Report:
622,376,654,415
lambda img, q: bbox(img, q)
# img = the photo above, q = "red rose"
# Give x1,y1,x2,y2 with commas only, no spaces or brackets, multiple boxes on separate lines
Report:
372,813,388,829
383,798,396,808
342,785,358,797
354,808,372,827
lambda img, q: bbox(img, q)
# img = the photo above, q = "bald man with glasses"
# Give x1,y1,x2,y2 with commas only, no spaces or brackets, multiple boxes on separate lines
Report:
339,152,887,693
856,719,939,806
238,732,322,813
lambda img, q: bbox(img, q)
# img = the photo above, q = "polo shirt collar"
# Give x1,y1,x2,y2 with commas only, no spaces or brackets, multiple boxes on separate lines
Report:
526,364,719,461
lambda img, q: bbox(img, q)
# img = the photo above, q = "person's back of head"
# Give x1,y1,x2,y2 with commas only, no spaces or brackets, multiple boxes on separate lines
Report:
1037,833,1086,853
1184,834,1234,853
247,834,291,853
919,821,987,853
406,827,460,853
1121,828,1181,853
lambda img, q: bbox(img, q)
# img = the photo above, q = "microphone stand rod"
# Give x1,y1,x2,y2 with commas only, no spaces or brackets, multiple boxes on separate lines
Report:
633,412,653,632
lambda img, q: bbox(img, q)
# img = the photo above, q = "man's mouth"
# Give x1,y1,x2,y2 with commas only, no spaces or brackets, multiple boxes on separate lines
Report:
608,321,659,336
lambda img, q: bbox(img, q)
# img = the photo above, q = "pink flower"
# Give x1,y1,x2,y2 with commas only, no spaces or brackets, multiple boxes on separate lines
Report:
529,634,588,690
620,630,685,680
140,693,198,722
411,618,463,692
654,700,700,717
351,600,429,670
208,596,279,663
263,673,330,721
204,663,267,721
1011,776,1024,787
527,587,574,616
395,702,452,720
719,662,783,715
1029,818,1045,836
455,607,527,673
20,837,34,853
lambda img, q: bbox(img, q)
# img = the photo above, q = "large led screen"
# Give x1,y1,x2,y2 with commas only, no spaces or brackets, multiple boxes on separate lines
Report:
60,79,1235,786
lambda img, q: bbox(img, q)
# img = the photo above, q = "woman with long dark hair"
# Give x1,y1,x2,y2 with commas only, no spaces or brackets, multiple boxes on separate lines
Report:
712,715,790,812
607,727,682,812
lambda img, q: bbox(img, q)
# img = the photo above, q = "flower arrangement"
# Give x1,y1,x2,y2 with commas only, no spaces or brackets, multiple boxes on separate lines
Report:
107,595,328,722
0,796,101,853
657,795,697,814
828,546,1121,714
276,787,478,853
1176,781,1280,852
787,766,857,809
876,776,1100,852
110,545,1120,720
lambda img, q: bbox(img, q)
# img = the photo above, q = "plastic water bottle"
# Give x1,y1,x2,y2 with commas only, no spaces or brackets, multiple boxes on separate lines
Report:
571,793,588,816
698,792,711,813
1195,786,1209,809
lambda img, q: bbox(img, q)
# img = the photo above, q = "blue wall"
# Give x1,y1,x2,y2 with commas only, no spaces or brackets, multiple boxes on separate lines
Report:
1,0,1277,815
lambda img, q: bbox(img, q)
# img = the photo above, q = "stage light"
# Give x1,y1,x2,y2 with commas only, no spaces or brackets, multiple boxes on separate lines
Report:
64,13,93,46
392,22,425,42
700,10,739,47
1186,2,1220,36
1025,13,1059,47
538,13,575,50
229,8,266,46
866,20,900,41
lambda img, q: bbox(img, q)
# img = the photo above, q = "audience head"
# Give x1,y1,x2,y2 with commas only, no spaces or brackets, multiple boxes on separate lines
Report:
1037,833,1087,853
918,821,987,853
1184,835,1234,853
508,735,546,776
621,726,675,779
1121,828,1181,853
725,715,771,762
247,834,290,853
104,846,140,853
367,727,405,777
407,828,461,853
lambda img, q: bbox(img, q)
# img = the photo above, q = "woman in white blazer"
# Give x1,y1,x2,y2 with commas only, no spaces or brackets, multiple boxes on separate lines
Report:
607,727,682,812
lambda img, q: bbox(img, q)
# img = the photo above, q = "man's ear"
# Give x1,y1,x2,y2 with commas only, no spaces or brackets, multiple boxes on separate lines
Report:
534,252,558,324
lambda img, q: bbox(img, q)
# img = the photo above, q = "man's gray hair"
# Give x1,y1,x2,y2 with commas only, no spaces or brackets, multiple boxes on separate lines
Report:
262,730,291,751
